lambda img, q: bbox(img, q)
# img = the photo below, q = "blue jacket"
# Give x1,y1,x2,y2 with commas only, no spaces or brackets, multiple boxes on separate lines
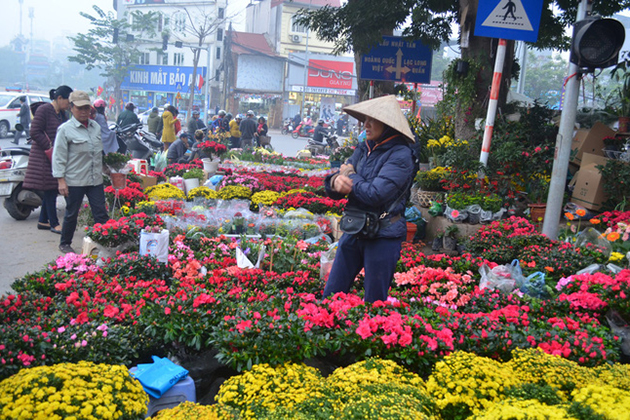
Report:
325,133,415,239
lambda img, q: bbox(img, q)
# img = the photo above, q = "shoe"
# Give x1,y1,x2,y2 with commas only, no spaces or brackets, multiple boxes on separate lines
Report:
37,223,50,230
59,244,75,254
50,226,62,234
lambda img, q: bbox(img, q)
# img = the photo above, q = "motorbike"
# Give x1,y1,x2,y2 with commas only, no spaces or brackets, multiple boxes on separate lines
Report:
0,124,42,220
306,131,340,156
281,119,294,135
291,123,314,139
114,123,163,161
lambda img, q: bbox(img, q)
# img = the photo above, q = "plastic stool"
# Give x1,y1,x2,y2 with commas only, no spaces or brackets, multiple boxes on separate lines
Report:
129,367,196,418
129,159,149,175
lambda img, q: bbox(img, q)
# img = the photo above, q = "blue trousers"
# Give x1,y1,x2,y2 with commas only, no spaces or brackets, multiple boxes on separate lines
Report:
38,189,60,227
61,185,109,246
323,234,403,303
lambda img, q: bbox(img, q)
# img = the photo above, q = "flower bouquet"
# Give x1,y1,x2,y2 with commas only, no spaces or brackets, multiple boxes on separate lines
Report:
330,145,355,164
197,140,228,160
103,152,131,173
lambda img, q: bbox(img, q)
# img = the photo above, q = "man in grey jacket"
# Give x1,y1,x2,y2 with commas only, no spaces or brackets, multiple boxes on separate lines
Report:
52,90,109,254
13,96,31,145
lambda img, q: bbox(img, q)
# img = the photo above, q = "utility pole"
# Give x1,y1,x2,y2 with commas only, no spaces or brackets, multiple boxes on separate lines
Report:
300,0,313,117
18,0,23,36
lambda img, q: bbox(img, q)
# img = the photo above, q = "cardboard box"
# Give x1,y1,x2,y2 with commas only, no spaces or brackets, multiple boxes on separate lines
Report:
139,174,157,189
571,122,615,165
570,153,609,211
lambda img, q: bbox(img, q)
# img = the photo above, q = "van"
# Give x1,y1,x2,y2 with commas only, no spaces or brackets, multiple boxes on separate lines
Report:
0,92,51,138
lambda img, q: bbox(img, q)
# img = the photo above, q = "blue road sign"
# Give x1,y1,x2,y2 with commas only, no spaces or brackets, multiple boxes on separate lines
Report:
475,0,544,42
360,36,432,83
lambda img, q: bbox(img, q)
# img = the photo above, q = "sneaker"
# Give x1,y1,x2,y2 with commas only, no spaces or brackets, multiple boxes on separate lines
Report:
59,244,75,254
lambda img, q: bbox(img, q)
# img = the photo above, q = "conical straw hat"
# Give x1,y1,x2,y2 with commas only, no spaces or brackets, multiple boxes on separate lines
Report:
343,95,415,143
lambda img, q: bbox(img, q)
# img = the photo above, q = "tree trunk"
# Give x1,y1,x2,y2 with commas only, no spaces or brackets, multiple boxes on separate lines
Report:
458,0,515,141
187,47,202,117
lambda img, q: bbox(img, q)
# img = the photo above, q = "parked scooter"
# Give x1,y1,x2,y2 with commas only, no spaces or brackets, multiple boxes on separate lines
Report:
114,123,163,161
281,119,294,135
306,131,340,156
0,124,42,220
291,123,314,139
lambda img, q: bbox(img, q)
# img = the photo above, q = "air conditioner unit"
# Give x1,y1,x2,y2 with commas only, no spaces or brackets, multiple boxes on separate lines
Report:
291,34,303,43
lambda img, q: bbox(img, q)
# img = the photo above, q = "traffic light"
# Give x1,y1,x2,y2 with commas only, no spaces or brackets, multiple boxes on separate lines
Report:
162,34,169,51
570,17,625,71
113,28,119,44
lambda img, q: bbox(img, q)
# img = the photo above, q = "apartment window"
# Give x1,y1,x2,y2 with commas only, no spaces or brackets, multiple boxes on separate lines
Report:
173,52,184,66
138,52,150,65
218,8,225,19
158,52,168,65
291,17,307,34
216,47,221,60
215,69,220,80
217,28,223,42
172,11,187,33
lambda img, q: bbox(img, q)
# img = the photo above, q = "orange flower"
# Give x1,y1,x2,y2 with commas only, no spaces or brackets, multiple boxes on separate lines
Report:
565,212,575,221
544,266,555,272
590,218,601,225
576,209,586,217
607,232,620,242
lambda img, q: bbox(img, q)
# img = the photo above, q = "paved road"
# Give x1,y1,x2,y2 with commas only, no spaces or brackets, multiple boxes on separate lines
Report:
0,129,312,295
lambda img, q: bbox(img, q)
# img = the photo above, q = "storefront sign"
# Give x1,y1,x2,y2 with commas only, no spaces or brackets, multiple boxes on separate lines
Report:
307,60,354,90
121,65,207,94
291,86,356,96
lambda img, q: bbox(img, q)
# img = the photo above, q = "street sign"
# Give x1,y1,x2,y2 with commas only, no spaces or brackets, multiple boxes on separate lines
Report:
360,36,432,83
176,92,182,100
474,0,544,42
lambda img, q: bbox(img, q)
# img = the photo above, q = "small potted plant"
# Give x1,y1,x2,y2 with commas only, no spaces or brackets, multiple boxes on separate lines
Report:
182,167,204,194
329,145,355,167
103,152,131,189
609,54,630,132
443,224,459,251
197,140,228,161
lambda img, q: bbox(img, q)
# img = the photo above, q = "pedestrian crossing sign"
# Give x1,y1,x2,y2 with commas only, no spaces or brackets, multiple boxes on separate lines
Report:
474,0,543,42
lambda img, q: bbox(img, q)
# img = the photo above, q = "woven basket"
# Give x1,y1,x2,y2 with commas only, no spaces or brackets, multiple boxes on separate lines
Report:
416,190,441,208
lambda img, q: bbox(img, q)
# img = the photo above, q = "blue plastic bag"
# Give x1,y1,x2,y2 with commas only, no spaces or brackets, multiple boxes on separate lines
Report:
131,356,189,399
516,271,548,299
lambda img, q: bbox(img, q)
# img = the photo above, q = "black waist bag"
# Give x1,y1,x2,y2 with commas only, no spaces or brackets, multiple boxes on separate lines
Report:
339,207,381,239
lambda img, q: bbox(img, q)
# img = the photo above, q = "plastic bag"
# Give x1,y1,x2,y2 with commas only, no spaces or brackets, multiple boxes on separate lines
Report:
606,311,630,356
153,151,168,172
139,229,169,263
575,227,612,258
405,206,424,225
466,204,482,224
131,356,189,399
480,209,493,223
479,259,524,294
516,271,548,299
428,201,443,217
444,205,468,223
320,242,338,281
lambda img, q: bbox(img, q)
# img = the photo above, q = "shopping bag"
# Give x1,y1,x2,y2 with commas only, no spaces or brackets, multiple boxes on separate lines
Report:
139,229,169,263
131,356,189,399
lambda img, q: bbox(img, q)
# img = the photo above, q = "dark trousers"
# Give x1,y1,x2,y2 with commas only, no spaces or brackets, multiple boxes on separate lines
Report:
230,136,241,149
13,126,29,144
323,234,403,303
38,189,60,227
61,185,109,246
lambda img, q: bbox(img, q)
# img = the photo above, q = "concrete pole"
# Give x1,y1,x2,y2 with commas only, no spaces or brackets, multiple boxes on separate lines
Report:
479,39,507,166
205,44,211,120
542,0,591,239
516,41,527,95
301,0,313,117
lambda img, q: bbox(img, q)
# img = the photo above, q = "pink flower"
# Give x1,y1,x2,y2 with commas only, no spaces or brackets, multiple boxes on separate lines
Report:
57,327,65,333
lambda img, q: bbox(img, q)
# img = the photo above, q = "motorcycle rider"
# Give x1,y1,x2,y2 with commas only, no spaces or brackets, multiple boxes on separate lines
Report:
212,110,226,133
117,102,140,128
313,119,328,145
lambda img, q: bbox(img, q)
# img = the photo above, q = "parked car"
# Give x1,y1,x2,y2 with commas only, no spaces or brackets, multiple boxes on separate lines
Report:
138,107,164,126
0,92,51,138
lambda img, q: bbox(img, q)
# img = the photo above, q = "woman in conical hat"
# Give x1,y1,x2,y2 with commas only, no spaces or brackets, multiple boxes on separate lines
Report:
323,95,417,303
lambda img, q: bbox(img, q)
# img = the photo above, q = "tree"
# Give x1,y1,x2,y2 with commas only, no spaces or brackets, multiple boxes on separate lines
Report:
519,51,567,107
170,6,228,117
298,0,630,139
68,6,159,113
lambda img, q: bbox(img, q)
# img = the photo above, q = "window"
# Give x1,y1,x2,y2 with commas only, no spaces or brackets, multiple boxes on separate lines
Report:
172,11,186,33
216,47,221,60
291,17,307,34
158,52,168,65
8,98,21,109
215,69,220,80
138,52,150,65
218,8,224,19
217,28,223,42
173,52,184,66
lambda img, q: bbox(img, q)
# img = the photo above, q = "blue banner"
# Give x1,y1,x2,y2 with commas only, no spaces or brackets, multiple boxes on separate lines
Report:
121,65,207,93
360,36,432,83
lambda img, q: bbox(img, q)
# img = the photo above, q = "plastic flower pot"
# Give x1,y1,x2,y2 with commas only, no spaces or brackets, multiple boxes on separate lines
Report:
109,172,127,189
405,222,417,242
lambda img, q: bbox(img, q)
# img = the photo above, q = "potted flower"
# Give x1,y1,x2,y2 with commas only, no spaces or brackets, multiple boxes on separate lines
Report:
329,145,355,167
197,140,228,161
609,55,630,132
182,167,204,194
415,166,448,208
103,152,131,189
443,224,459,251
527,175,550,223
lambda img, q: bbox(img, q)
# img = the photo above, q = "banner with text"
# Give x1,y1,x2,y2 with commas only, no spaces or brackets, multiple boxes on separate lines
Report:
121,65,207,94
307,60,354,90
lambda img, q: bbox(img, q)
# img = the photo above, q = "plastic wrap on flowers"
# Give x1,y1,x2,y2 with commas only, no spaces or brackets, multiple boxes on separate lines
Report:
575,228,612,258
444,205,468,223
320,241,338,280
466,204,482,224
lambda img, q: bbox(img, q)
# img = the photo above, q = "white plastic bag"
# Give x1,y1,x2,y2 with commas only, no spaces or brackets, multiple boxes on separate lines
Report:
320,242,338,281
444,205,468,223
139,229,169,263
479,259,522,294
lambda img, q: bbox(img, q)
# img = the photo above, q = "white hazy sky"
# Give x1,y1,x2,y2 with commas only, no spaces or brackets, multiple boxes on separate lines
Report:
0,0,251,48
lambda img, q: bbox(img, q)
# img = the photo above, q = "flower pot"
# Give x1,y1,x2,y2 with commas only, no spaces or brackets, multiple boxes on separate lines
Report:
109,172,126,189
431,237,442,252
203,159,219,174
443,236,458,251
183,178,200,194
619,116,630,133
603,144,620,159
405,222,417,242
529,203,546,224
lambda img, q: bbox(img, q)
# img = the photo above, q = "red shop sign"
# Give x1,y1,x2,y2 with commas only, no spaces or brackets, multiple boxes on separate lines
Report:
308,60,354,89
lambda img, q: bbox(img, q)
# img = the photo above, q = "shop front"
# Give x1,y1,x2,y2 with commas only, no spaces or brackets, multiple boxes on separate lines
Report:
120,64,207,117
